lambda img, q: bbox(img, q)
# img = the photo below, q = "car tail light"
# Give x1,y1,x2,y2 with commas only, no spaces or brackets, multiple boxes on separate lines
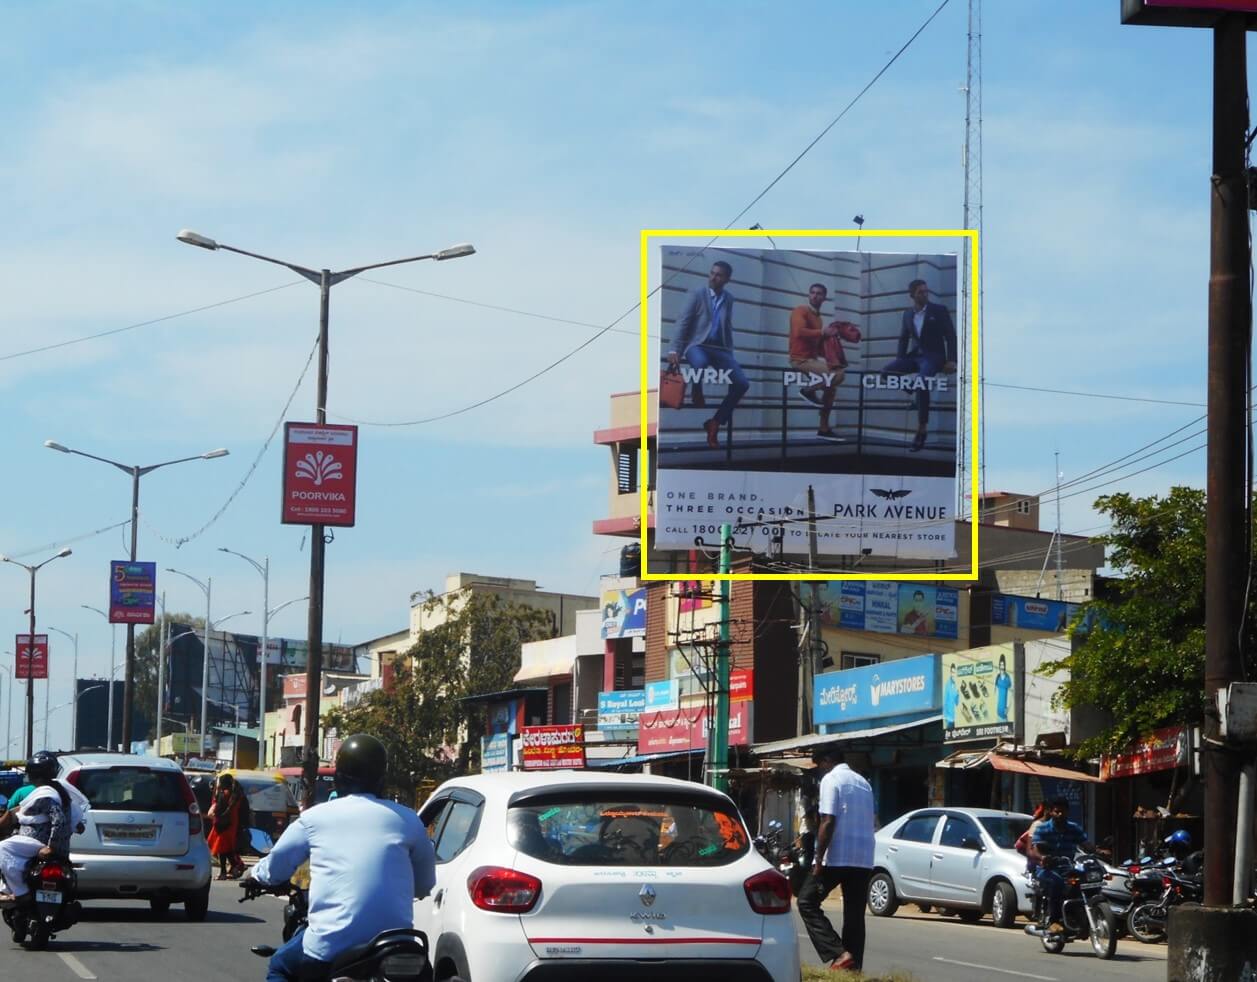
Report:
744,869,792,914
177,773,202,835
467,866,542,914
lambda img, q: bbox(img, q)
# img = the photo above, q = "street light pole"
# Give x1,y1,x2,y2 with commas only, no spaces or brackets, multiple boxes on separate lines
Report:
155,592,167,751
178,230,474,806
0,663,11,761
45,441,229,749
82,605,118,750
0,548,72,757
47,627,78,749
219,548,270,765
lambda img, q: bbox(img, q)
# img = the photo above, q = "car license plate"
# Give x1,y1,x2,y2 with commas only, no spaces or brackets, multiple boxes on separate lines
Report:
102,824,158,841
35,890,62,904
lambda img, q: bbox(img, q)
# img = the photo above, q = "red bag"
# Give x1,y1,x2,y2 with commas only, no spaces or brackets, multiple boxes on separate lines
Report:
821,335,848,369
833,320,862,344
659,369,685,410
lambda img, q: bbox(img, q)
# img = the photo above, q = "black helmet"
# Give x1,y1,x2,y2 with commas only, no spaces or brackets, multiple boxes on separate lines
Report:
25,751,58,782
334,734,388,796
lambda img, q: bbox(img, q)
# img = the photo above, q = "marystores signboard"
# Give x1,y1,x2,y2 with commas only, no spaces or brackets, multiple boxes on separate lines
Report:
814,654,939,728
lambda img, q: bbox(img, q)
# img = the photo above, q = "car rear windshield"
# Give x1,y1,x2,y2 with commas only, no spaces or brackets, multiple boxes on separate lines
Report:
507,795,749,867
979,816,1031,849
77,767,187,812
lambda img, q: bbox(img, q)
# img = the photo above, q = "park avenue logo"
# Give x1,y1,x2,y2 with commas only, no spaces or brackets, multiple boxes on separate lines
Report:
295,450,343,487
870,489,912,501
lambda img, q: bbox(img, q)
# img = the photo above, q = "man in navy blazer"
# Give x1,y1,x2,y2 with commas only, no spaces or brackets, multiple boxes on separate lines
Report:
666,260,750,449
881,279,957,452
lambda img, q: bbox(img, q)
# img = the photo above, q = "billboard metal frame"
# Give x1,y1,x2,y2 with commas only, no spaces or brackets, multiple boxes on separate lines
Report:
638,228,980,582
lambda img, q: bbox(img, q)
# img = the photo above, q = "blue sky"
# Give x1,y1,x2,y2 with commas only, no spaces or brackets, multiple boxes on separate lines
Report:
0,1,1247,750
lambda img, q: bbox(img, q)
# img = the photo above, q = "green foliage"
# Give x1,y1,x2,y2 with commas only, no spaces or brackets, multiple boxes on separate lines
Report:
325,593,555,797
1044,487,1214,757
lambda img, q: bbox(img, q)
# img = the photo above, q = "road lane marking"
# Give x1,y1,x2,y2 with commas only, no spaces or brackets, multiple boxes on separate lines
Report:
932,958,1056,980
58,954,96,980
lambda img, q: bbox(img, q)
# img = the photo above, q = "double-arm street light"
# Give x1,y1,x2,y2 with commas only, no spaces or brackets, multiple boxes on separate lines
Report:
44,441,229,750
0,548,72,757
178,229,475,805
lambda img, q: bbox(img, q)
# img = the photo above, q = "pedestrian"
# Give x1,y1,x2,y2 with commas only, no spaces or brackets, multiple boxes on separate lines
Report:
207,774,246,879
797,746,876,973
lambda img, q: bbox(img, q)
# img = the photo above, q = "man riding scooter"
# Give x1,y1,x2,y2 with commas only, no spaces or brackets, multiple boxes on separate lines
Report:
0,753,79,902
242,734,436,982
1031,798,1090,935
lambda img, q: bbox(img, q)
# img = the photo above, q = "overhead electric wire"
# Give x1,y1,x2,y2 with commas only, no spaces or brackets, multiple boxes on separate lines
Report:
5,518,132,560
335,0,953,429
984,381,1204,408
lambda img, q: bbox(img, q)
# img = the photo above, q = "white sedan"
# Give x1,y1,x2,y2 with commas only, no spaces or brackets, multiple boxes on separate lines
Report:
413,770,800,982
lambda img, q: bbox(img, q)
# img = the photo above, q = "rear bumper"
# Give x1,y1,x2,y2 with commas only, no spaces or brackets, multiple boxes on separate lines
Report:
70,845,212,900
514,960,776,982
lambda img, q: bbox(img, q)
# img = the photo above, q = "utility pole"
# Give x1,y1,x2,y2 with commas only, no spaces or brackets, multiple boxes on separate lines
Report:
155,593,167,752
806,486,822,735
708,523,733,793
1054,452,1064,601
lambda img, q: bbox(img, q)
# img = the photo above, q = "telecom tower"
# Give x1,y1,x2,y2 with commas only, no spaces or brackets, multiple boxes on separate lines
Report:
959,0,986,518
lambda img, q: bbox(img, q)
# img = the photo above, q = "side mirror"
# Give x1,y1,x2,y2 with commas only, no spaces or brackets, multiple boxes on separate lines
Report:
961,836,985,852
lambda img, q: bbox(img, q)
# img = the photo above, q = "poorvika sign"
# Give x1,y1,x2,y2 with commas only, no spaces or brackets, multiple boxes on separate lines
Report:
16,634,49,680
282,422,359,527
814,654,939,727
109,561,157,624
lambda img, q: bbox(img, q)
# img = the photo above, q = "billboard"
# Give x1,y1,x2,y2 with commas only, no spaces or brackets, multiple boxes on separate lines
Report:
520,724,586,770
16,634,48,680
814,654,939,728
637,703,753,755
282,422,358,527
600,586,646,639
822,582,958,638
943,644,1019,743
654,247,958,560
110,561,157,624
992,594,1077,633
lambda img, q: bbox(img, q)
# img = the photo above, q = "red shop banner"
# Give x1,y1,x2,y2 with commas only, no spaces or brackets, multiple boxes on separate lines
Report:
520,724,586,770
1100,725,1188,781
730,668,754,702
282,422,359,527
16,634,49,680
637,704,753,755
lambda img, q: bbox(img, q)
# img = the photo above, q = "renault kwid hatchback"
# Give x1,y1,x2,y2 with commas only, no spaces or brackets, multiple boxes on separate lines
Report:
413,771,799,982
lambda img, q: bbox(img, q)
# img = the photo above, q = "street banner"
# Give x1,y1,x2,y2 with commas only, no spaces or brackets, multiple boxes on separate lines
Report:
520,724,586,770
637,704,753,755
282,422,359,527
654,247,959,560
16,634,48,680
600,586,647,639
942,644,1019,743
109,560,157,624
814,654,938,727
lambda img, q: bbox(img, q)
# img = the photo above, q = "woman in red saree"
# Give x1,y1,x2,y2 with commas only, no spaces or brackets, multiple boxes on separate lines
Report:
206,774,245,879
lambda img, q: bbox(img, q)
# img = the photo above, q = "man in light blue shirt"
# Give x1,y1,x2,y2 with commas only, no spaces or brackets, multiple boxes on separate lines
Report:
247,735,436,981
797,747,875,973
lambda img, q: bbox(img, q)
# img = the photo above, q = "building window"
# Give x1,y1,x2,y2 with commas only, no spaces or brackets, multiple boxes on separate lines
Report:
1017,499,1031,515
617,447,638,494
841,652,880,670
552,682,572,725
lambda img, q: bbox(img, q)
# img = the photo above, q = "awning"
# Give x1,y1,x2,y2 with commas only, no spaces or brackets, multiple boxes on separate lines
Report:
513,662,575,683
214,725,260,741
752,715,942,757
584,749,701,769
988,754,1102,784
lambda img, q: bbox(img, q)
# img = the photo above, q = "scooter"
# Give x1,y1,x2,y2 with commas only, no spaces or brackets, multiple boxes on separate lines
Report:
0,854,82,950
1024,854,1118,960
1125,866,1203,944
240,879,454,982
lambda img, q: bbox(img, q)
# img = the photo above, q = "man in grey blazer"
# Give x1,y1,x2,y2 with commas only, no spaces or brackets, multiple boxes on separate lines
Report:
666,260,750,449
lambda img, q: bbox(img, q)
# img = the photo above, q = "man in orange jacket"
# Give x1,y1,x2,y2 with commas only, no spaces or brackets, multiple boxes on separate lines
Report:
789,283,845,442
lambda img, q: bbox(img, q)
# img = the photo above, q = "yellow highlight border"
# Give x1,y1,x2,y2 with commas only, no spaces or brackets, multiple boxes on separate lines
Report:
638,228,979,583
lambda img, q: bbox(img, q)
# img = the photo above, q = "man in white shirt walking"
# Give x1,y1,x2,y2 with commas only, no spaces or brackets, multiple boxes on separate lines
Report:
797,746,876,972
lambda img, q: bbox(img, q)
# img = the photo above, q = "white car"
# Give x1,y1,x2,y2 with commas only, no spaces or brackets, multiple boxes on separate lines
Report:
413,771,799,982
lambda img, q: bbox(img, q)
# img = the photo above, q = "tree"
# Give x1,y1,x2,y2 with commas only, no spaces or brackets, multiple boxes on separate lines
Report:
1043,487,1230,757
325,593,555,798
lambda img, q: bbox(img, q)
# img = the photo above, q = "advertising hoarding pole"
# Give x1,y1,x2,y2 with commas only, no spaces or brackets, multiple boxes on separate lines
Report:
155,592,166,751
709,524,732,793
121,470,139,750
27,568,35,756
199,579,212,756
302,270,331,809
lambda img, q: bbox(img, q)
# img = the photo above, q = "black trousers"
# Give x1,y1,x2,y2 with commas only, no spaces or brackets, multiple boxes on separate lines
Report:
796,865,872,968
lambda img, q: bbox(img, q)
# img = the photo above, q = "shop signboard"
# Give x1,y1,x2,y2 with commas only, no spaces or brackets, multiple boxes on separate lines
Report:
520,724,586,770
15,634,48,680
481,733,511,773
991,594,1078,633
942,644,1019,743
109,561,157,624
814,654,938,727
730,668,754,701
597,689,646,728
636,703,753,755
1100,726,1189,781
601,586,647,639
824,582,958,638
644,679,679,711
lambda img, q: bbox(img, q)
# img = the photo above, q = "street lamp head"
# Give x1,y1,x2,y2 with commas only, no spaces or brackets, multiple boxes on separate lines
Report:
435,243,476,261
57,548,72,558
44,440,70,453
202,448,230,459
0,554,9,564
177,230,219,251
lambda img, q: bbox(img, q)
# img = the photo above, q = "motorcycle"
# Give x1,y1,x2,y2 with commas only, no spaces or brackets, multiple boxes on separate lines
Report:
0,854,82,950
753,819,784,862
240,879,454,982
1125,865,1203,944
1023,854,1118,959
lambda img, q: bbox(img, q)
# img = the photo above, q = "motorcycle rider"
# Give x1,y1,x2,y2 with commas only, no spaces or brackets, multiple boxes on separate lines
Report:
0,753,71,903
242,735,436,982
1031,797,1089,935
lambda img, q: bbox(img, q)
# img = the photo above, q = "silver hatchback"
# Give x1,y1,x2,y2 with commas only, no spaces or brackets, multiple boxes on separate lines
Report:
58,753,213,919
868,807,1034,928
